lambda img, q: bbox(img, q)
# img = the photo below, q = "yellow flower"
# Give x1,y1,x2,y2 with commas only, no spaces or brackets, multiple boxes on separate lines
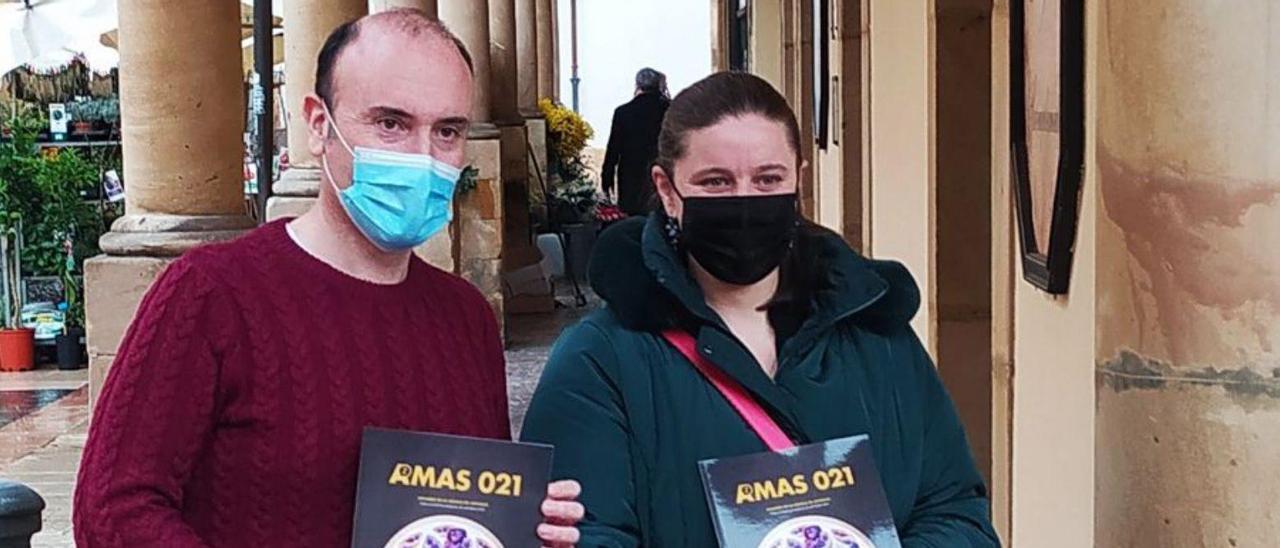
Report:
539,98,594,161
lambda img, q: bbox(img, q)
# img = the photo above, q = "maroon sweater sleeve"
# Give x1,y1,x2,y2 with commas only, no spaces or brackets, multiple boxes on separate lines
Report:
477,292,514,440
74,257,227,547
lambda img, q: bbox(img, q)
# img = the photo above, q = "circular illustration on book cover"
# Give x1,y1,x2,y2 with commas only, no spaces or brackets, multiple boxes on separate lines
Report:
758,515,877,548
384,515,503,548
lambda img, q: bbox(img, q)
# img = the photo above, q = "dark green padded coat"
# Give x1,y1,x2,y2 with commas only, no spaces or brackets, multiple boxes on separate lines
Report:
521,215,999,547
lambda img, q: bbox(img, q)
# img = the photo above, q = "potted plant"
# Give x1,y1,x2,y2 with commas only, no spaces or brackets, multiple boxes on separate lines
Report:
0,211,34,372
33,148,99,369
1,107,42,370
56,239,85,369
68,102,94,135
95,98,119,133
547,175,600,226
81,98,119,135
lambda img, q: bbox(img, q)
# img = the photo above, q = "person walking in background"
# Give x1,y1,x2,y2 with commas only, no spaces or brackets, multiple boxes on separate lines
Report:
601,68,670,217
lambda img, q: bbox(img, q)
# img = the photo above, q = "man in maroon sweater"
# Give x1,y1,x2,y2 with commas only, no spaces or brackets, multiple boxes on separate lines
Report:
73,9,583,547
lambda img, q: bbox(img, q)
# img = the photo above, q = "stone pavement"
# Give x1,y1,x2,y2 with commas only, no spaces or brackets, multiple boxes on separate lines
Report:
505,298,597,434
0,368,90,547
0,297,596,546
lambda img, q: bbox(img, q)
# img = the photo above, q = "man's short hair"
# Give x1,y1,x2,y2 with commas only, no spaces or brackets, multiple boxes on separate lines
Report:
636,68,666,93
315,8,474,108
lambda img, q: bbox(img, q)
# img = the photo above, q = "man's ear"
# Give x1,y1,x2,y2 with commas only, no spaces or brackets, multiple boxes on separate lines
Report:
303,94,332,159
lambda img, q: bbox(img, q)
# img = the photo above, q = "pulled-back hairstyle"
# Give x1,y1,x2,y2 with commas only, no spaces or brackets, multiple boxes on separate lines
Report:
655,71,802,179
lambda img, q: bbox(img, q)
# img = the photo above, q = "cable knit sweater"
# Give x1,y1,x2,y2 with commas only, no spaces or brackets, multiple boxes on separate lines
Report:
73,220,510,547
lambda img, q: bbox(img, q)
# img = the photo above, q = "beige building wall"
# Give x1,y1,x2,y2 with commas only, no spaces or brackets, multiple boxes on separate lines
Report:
791,0,816,218
775,0,866,247
710,0,729,71
933,0,994,509
814,143,844,235
763,4,1000,536
990,0,1099,545
750,0,786,91
866,0,934,346
810,0,840,236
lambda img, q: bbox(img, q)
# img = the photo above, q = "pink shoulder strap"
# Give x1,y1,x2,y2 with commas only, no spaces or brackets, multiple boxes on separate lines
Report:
662,329,796,452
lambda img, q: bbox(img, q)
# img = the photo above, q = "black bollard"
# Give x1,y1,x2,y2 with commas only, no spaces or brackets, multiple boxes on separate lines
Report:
0,479,44,548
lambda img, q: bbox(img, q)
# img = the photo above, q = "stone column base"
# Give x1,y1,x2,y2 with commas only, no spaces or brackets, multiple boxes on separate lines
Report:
87,212,254,404
266,167,323,221
99,214,257,257
87,213,255,405
85,256,174,405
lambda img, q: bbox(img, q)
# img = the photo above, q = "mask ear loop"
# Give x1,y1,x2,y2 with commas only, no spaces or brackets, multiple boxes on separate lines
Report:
789,192,801,250
659,167,685,247
321,102,357,193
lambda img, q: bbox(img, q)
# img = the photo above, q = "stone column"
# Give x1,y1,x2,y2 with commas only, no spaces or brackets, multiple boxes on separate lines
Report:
439,0,506,327
489,0,522,126
515,0,541,117
368,0,437,15
265,0,367,221
550,0,560,102
440,0,497,136
523,0,552,212
491,0,544,312
1095,1,1280,546
535,0,555,101
86,0,255,403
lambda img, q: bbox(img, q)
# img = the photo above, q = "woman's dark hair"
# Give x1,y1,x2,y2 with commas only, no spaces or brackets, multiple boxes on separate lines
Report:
654,71,832,334
655,71,802,179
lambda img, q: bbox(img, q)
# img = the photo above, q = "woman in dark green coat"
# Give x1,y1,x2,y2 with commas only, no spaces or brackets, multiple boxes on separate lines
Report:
521,72,998,547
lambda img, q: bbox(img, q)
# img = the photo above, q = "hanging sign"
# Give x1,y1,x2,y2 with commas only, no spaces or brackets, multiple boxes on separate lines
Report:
49,104,68,134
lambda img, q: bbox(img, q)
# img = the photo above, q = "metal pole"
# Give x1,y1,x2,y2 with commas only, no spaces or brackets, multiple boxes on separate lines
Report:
254,0,274,223
570,0,580,112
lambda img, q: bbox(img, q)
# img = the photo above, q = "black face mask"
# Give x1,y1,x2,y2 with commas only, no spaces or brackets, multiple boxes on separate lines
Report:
677,193,799,286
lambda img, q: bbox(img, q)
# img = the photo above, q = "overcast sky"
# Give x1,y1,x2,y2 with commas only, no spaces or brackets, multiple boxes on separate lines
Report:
556,0,711,148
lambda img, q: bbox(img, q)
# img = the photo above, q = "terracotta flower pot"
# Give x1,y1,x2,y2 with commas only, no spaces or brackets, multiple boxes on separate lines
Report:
0,328,36,372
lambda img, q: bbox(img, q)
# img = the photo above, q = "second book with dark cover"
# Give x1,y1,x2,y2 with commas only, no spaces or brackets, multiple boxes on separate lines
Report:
351,428,552,548
699,434,902,548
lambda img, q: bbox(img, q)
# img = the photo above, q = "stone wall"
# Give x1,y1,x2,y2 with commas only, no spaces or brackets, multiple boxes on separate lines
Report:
456,138,506,332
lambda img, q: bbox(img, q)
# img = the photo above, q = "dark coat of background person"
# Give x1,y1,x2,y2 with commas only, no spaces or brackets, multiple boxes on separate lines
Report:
601,92,669,216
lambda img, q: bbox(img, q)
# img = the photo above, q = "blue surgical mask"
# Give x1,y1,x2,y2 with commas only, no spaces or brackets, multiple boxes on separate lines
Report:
322,107,461,252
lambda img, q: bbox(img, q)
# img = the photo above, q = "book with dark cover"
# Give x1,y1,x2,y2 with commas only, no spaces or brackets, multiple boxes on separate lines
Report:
351,428,552,548
699,434,902,548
